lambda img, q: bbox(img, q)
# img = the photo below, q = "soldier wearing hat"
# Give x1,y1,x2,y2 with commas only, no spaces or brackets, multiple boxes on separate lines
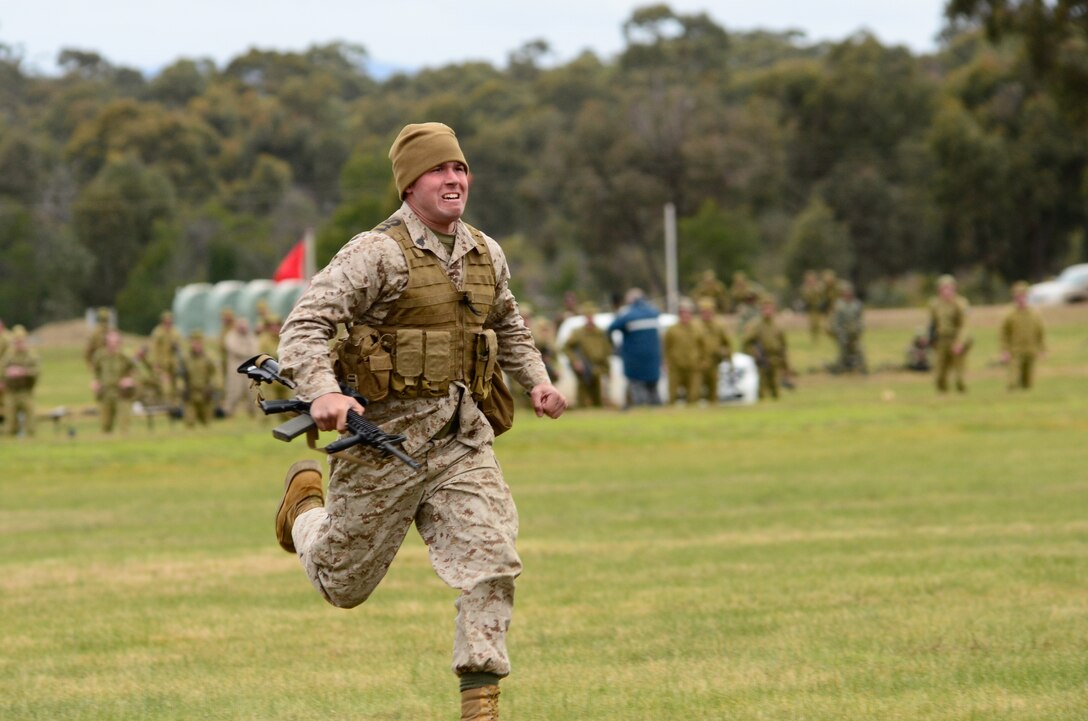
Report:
179,330,220,427
273,122,566,720
742,295,792,400
696,297,733,403
664,298,706,405
3,325,39,436
999,281,1046,390
91,329,138,433
149,310,183,406
799,270,826,344
692,269,730,314
562,302,613,408
829,281,866,373
84,307,112,368
928,274,971,393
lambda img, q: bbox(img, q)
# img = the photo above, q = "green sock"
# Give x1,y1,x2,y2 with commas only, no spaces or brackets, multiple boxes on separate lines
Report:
459,672,502,692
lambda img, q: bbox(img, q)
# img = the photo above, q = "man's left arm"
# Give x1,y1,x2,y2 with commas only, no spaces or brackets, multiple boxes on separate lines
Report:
483,238,565,418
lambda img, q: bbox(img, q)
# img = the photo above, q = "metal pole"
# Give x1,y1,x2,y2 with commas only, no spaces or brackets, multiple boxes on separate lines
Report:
664,202,678,315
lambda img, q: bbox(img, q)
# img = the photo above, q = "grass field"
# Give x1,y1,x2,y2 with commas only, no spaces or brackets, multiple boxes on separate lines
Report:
2,306,1087,720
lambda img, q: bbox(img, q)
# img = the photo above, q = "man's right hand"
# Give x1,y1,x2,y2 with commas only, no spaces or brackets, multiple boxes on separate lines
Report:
309,392,366,433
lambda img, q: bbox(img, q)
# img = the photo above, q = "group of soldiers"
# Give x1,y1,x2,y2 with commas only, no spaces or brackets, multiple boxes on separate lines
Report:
0,268,1052,435
520,267,1050,410
79,302,287,432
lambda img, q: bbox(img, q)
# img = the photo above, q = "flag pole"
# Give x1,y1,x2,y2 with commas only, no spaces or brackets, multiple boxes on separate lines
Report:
303,227,316,282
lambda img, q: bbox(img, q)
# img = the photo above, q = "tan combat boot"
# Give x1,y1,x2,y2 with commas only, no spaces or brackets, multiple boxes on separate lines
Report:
275,459,324,553
460,684,500,721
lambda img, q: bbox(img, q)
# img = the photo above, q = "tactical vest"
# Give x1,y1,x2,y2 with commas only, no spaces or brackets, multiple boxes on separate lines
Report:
334,215,500,402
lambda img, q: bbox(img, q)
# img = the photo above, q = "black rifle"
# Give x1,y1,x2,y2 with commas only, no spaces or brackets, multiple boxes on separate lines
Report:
237,354,420,469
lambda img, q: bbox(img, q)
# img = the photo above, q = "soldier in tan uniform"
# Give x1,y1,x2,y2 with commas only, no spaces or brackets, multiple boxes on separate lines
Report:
84,307,111,368
257,316,291,403
149,311,182,406
3,326,39,436
663,298,705,405
696,298,733,403
692,269,730,314
275,122,566,721
180,331,220,427
928,274,971,393
223,318,260,417
91,330,138,433
743,296,791,400
799,270,825,344
0,319,9,413
1000,281,1046,390
562,303,613,408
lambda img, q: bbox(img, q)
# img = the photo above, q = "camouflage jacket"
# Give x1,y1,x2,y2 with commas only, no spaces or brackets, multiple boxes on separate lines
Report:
278,203,548,455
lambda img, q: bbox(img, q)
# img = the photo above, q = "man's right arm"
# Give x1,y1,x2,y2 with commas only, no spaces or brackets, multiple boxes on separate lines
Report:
278,234,405,408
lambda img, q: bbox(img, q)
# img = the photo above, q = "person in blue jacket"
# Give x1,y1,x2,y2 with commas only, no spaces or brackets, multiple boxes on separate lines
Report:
607,288,663,407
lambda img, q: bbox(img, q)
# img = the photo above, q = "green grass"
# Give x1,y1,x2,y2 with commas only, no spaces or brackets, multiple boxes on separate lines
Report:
2,306,1087,720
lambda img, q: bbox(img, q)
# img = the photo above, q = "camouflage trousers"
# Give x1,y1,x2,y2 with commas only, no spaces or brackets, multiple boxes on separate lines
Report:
292,437,521,678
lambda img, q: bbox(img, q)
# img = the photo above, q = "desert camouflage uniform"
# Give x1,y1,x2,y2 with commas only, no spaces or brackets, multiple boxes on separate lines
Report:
279,203,549,678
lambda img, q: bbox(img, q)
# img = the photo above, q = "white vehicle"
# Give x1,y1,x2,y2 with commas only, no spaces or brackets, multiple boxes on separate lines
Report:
1028,263,1088,306
553,312,759,407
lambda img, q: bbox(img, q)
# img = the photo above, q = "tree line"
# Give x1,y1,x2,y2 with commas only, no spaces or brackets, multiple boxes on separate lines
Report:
1,2,1085,333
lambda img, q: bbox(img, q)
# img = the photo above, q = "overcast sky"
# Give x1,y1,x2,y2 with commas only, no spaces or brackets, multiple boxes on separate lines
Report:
4,1,951,76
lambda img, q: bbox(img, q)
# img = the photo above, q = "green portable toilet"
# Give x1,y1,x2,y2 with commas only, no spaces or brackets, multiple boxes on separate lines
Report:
237,279,276,326
172,283,212,336
268,280,307,323
204,280,246,335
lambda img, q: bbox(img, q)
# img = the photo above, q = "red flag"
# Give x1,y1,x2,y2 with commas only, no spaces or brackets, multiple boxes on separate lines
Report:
273,240,304,282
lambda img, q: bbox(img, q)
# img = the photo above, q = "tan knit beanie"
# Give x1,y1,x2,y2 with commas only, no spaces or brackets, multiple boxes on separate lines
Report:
389,122,469,198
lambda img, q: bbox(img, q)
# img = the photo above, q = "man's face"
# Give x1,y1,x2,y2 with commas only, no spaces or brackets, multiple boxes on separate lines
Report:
405,161,469,229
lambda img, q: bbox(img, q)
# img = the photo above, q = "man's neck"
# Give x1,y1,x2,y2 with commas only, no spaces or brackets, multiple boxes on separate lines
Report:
406,200,460,234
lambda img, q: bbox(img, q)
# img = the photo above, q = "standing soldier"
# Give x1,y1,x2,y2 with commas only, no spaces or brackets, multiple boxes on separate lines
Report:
179,330,220,427
743,296,792,400
829,281,867,374
91,329,137,433
257,316,290,403
696,298,733,403
562,303,613,408
0,319,9,414
1000,281,1046,390
663,299,705,405
84,307,111,368
928,274,971,393
692,269,730,314
132,345,164,409
820,269,839,321
223,317,260,417
521,304,560,384
3,326,40,436
799,270,826,344
149,311,182,407
217,307,236,381
731,271,763,335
